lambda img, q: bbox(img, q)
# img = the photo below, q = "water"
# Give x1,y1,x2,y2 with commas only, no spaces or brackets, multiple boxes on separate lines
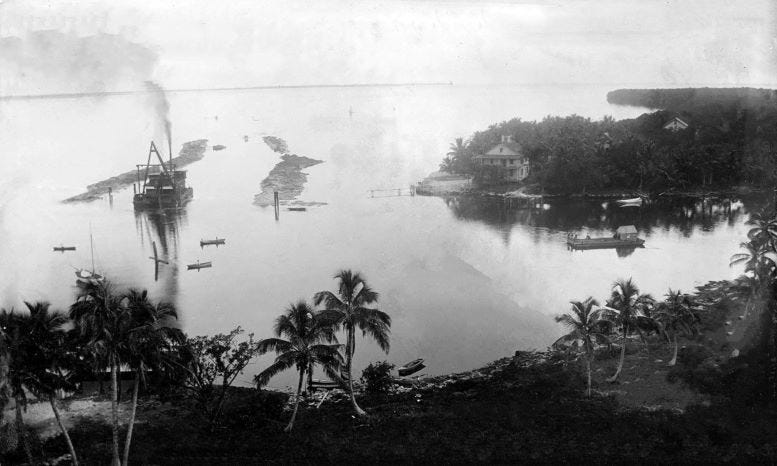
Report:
0,84,761,388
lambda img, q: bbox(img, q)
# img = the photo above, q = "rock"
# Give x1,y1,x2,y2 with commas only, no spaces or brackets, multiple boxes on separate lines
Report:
726,331,733,336
738,315,745,320
654,359,663,363
731,348,740,358
725,321,732,326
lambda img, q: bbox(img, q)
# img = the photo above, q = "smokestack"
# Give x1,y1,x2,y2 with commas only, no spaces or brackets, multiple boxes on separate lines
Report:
168,129,173,167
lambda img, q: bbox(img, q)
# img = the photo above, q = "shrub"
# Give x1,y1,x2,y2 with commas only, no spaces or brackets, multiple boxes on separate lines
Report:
361,361,395,393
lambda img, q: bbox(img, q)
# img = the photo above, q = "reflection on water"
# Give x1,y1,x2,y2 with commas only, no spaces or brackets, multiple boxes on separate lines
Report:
133,207,186,307
444,194,758,245
0,85,763,388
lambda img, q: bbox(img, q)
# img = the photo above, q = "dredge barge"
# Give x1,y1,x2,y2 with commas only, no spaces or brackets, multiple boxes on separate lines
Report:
133,140,193,209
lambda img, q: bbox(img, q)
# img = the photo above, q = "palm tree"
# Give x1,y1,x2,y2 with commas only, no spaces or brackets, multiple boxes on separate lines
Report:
121,289,182,465
69,281,126,466
655,290,700,366
0,302,79,465
601,278,654,382
553,297,610,397
314,270,391,416
255,301,343,432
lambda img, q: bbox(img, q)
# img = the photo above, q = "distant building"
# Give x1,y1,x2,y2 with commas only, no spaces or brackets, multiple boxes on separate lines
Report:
663,116,689,132
472,135,530,181
596,132,613,150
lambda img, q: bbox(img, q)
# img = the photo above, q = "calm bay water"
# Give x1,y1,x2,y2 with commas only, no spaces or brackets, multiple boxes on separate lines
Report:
0,84,761,388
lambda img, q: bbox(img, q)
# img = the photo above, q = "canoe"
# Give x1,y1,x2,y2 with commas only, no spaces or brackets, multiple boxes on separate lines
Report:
287,207,307,212
187,261,212,270
398,358,425,377
616,197,643,206
310,379,341,389
53,246,76,252
200,238,225,247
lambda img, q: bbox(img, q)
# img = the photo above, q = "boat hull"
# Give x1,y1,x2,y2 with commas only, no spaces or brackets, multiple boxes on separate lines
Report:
133,188,193,209
398,359,425,376
567,238,645,250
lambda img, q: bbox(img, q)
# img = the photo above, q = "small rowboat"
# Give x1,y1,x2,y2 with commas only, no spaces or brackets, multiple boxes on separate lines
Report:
287,207,307,212
187,260,212,271
309,379,341,390
398,358,425,377
53,245,76,252
616,197,643,207
200,238,225,247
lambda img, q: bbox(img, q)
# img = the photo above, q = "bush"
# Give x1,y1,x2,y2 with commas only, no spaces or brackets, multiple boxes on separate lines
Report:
361,361,395,393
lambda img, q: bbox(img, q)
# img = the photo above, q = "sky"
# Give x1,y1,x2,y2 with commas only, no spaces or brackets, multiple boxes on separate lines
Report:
0,0,775,94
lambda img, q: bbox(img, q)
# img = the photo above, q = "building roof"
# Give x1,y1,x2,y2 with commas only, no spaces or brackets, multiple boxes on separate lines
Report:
473,141,526,160
616,225,638,234
663,116,689,129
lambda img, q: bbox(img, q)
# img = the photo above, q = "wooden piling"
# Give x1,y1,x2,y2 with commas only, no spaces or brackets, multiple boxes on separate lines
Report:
274,191,280,220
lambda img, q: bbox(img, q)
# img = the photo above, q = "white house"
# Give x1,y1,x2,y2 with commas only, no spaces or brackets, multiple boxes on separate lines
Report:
663,116,689,132
472,135,530,181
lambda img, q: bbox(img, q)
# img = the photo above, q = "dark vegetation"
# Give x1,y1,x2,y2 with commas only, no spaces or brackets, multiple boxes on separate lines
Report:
440,87,777,194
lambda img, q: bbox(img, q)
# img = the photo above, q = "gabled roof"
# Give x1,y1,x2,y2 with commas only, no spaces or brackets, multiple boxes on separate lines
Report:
663,116,689,129
473,141,526,160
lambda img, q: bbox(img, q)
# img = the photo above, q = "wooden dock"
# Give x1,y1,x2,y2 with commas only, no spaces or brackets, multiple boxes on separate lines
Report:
369,186,416,198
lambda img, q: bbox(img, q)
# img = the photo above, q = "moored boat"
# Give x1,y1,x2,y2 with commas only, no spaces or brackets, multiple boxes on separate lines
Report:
200,238,226,247
53,245,76,252
398,358,425,377
133,141,194,209
616,197,643,207
567,225,645,250
187,260,212,270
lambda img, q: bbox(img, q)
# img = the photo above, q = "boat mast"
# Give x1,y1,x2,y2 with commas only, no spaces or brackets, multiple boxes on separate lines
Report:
90,231,95,273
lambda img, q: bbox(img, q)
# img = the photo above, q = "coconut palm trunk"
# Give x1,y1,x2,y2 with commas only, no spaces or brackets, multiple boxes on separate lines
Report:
122,368,141,465
607,326,627,382
50,394,79,466
285,370,305,432
668,333,679,366
110,355,121,466
346,329,365,416
14,395,33,465
585,357,592,397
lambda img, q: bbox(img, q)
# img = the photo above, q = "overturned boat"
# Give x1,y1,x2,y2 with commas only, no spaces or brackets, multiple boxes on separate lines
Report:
567,225,645,250
133,141,193,209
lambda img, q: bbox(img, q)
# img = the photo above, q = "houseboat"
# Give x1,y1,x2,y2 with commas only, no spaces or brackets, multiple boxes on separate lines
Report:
133,141,193,209
567,225,645,250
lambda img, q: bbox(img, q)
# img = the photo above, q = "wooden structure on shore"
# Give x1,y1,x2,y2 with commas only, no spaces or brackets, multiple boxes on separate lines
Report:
369,186,416,198
567,225,645,250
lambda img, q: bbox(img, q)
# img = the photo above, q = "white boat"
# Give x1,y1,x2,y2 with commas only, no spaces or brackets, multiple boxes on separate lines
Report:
616,197,643,206
75,230,105,286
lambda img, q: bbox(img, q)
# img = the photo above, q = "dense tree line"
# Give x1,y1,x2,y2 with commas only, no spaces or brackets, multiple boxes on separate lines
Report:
441,88,777,194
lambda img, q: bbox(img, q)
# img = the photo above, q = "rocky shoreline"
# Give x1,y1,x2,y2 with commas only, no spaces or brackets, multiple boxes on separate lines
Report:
62,139,209,203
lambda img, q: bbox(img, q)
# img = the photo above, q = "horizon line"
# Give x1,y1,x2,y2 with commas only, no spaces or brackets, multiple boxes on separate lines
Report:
0,81,455,101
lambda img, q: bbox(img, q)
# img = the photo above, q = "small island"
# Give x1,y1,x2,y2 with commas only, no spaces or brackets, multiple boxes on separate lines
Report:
63,139,209,203
254,136,324,206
